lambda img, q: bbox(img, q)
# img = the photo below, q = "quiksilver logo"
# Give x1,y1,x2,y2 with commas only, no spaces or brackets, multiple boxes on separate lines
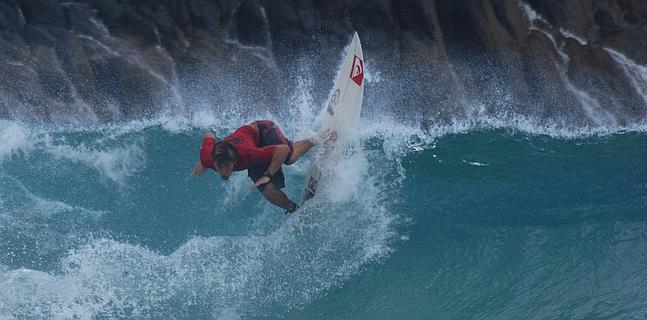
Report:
350,55,363,86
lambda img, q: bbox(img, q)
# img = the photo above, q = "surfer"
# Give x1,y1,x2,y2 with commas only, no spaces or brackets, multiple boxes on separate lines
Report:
191,120,316,213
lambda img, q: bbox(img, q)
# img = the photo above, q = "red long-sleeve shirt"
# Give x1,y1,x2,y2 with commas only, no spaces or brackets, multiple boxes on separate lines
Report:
200,125,276,171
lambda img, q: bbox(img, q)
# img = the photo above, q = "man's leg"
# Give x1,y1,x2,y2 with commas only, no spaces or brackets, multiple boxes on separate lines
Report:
286,139,314,165
261,183,297,212
286,130,337,165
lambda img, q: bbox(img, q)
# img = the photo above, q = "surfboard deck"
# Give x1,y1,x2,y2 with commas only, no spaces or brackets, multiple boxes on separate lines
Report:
300,32,365,205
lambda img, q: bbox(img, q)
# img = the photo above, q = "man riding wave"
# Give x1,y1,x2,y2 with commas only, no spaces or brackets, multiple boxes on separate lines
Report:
192,120,316,213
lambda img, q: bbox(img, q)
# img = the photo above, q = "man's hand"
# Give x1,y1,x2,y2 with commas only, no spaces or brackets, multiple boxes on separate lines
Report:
285,201,298,214
252,145,290,189
191,162,206,176
251,176,271,188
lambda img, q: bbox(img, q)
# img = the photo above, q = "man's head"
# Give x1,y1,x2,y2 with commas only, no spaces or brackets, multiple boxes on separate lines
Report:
212,141,237,180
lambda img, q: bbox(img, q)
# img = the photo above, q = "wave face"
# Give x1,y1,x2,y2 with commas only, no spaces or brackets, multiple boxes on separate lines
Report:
1,107,646,319
286,129,647,320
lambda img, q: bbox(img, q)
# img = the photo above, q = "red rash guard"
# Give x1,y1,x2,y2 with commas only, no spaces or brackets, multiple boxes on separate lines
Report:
199,125,276,171
199,135,217,170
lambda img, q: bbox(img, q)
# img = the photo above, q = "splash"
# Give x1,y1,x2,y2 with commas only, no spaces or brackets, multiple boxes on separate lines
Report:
0,111,412,319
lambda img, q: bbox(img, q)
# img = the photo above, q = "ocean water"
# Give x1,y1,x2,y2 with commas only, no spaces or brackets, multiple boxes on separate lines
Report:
0,111,645,319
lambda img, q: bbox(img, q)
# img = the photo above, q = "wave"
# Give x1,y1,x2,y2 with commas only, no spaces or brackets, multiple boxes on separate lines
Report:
0,111,411,319
0,107,646,319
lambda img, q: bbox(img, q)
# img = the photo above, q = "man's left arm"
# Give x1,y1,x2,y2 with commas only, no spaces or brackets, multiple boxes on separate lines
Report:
252,145,290,188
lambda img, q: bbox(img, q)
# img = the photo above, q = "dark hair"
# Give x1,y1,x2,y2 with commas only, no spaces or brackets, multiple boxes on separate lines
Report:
212,141,237,165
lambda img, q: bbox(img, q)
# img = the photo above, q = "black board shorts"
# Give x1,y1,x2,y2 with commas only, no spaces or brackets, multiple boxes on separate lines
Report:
248,120,293,192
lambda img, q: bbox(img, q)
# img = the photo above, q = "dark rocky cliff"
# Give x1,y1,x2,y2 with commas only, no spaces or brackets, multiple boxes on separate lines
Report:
0,0,645,126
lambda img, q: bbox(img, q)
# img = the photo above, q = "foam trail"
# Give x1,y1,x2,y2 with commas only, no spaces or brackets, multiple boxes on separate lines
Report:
0,121,146,184
0,175,103,271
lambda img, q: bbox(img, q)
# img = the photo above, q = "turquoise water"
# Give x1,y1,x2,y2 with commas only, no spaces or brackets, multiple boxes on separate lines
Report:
286,130,647,319
0,115,646,319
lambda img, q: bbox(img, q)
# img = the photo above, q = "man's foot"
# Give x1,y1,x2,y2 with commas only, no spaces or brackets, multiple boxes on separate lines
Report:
312,129,337,145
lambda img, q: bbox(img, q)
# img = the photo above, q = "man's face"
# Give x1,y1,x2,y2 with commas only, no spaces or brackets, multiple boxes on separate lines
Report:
215,161,234,180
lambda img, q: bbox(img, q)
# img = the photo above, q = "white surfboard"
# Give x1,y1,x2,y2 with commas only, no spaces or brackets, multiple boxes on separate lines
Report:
301,32,365,204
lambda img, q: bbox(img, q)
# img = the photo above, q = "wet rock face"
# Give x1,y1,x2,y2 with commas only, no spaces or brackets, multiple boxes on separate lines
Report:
526,0,647,64
0,0,645,124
